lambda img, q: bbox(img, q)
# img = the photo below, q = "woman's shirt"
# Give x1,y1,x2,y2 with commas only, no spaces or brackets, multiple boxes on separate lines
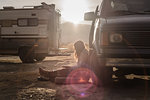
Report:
77,48,89,67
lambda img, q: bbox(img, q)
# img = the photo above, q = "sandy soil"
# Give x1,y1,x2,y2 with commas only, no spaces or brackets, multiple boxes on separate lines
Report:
0,55,150,100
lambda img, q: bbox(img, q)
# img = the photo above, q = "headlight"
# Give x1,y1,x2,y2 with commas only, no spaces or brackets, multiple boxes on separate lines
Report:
110,33,123,43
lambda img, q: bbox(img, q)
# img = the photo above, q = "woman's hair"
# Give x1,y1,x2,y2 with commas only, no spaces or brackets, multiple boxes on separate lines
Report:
74,40,85,59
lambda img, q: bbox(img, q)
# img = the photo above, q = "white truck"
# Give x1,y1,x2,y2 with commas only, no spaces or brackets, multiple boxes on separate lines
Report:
0,2,61,63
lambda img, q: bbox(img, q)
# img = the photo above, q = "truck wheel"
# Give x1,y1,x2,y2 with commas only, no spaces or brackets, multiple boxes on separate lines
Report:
35,54,46,62
19,47,35,63
89,50,113,86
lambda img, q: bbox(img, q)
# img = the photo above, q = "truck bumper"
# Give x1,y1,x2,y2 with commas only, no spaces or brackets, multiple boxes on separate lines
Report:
100,48,150,58
98,48,150,68
104,58,150,68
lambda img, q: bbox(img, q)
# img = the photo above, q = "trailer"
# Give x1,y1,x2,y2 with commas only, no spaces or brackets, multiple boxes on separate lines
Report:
0,2,61,63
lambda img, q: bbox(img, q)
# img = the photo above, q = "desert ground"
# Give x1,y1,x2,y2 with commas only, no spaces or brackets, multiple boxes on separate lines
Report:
0,54,150,100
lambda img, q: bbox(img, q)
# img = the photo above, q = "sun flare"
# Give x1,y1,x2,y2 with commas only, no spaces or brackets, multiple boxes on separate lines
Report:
62,0,88,24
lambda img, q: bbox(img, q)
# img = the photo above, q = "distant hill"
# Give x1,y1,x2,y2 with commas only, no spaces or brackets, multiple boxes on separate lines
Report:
61,22,91,44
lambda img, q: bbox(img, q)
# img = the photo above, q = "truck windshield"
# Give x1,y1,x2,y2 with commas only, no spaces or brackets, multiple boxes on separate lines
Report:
109,0,150,15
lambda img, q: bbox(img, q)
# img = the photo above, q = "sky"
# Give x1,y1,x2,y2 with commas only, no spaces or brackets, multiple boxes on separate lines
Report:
0,0,101,24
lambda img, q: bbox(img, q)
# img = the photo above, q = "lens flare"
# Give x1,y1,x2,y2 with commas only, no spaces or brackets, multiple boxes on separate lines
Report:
88,78,93,83
65,67,99,98
81,92,85,96
80,92,86,97
79,77,86,83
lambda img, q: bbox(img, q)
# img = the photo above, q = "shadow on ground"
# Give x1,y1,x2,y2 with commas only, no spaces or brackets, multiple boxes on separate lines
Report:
56,78,150,100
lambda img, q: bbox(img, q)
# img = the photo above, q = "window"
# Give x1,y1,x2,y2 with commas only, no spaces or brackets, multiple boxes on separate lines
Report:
18,18,38,26
18,19,28,26
111,1,128,11
110,0,150,12
28,18,38,26
1,20,13,27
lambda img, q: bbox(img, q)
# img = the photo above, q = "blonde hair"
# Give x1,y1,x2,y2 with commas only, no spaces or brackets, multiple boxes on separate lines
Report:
74,40,85,61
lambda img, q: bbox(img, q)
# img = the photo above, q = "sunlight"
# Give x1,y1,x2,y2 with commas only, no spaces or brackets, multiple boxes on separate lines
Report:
62,0,88,24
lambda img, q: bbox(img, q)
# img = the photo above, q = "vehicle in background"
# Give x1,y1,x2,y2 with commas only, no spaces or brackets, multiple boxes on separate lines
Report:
84,0,150,84
0,2,61,63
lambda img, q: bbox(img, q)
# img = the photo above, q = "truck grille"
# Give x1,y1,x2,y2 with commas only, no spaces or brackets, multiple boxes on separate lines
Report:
123,31,150,46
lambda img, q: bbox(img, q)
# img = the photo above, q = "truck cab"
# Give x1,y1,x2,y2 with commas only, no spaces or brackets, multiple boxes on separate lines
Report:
84,0,150,84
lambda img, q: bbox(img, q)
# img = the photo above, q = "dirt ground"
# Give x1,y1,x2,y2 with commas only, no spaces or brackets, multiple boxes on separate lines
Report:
0,55,150,100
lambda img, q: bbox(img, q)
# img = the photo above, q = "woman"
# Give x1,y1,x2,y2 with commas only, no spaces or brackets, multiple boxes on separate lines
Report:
73,41,96,84
74,40,89,67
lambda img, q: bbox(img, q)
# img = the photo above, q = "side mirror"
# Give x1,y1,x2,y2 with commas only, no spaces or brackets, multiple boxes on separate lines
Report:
84,12,95,21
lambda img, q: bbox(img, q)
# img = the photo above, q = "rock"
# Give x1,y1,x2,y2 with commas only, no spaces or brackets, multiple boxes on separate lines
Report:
39,67,73,82
55,77,67,84
57,68,72,77
39,67,57,81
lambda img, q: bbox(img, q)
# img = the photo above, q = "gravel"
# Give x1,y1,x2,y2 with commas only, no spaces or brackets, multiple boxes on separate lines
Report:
17,88,56,100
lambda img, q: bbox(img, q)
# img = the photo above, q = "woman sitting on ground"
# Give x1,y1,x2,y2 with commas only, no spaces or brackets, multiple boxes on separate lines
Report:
74,40,89,67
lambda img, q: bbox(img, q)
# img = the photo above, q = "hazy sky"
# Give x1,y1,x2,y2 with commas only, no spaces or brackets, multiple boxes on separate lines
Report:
0,0,100,10
0,0,101,23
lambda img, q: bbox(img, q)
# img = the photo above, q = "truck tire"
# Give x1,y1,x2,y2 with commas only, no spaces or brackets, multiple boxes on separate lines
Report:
19,47,35,63
89,50,113,86
35,54,46,62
